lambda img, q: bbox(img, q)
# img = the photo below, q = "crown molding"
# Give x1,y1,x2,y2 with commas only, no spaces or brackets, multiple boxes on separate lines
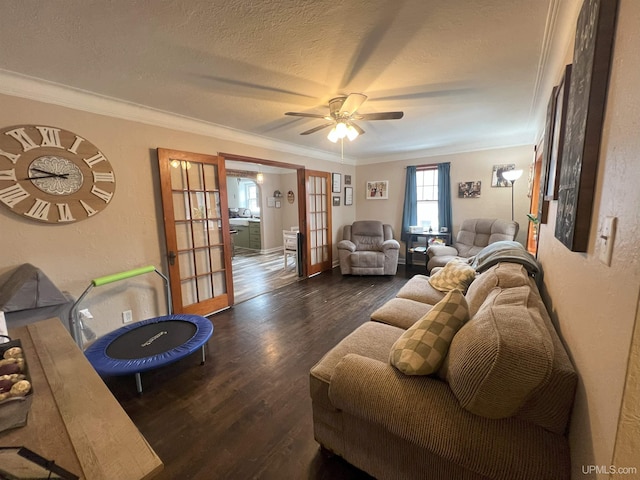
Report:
0,69,355,165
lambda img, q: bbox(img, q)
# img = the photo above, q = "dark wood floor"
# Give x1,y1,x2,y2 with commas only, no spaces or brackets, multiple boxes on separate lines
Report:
105,265,420,480
232,247,300,304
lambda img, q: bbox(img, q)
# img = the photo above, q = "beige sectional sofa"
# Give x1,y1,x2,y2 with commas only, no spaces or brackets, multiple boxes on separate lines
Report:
309,262,577,480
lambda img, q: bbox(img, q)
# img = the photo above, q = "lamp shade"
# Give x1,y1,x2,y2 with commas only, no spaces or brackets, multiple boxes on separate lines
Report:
502,169,523,182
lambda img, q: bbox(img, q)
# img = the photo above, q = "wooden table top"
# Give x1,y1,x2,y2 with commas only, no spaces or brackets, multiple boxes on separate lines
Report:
1,318,163,480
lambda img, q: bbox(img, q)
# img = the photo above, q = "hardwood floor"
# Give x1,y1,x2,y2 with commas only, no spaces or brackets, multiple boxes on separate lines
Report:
232,247,300,304
105,265,420,480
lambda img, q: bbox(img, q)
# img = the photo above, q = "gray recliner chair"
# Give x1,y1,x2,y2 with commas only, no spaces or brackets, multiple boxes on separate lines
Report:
426,218,519,273
338,221,400,275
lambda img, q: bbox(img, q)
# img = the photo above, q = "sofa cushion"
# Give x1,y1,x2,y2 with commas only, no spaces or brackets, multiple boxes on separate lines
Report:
370,297,433,329
395,275,446,305
428,260,476,293
389,290,469,375
310,322,405,412
464,263,529,317
446,286,553,419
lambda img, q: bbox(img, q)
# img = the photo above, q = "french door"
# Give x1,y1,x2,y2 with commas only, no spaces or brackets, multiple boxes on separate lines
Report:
157,148,233,315
305,170,332,276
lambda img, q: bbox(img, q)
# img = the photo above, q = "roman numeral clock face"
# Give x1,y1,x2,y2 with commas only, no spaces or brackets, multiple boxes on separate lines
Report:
0,125,116,224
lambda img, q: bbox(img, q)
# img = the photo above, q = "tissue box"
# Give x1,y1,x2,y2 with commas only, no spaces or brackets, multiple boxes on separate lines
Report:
409,226,423,233
0,339,33,433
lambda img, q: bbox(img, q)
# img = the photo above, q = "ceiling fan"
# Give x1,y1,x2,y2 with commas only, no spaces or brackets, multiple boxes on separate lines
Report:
285,93,403,142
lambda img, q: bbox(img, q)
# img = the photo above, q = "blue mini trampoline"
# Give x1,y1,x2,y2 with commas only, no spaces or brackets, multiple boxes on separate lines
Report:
71,266,214,393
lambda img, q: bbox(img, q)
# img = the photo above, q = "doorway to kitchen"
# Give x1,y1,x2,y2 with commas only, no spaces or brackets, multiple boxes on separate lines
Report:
223,154,304,303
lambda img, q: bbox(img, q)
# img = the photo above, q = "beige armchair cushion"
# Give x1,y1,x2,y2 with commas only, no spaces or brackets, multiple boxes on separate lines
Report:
338,221,400,275
390,290,469,375
427,218,518,272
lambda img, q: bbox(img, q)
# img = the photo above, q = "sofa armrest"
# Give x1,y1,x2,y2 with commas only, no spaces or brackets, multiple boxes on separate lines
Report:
328,353,569,480
381,239,400,251
329,354,468,448
337,239,356,252
427,244,458,257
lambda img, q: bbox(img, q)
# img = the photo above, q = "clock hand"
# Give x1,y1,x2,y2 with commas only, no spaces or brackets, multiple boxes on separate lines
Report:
29,167,70,179
23,173,70,180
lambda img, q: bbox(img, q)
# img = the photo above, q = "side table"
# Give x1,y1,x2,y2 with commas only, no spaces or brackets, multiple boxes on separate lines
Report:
405,232,452,267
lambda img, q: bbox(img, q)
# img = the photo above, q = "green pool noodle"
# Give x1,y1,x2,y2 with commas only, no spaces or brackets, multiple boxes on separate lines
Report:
92,265,156,287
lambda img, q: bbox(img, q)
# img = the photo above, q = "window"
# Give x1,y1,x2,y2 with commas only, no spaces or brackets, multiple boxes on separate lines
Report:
246,183,259,212
237,179,260,215
416,168,439,232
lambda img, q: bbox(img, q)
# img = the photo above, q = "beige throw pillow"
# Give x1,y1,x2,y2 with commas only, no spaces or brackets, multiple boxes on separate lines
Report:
389,289,469,375
428,259,476,293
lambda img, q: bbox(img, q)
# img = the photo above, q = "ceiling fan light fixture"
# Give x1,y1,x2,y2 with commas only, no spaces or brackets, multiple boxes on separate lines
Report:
346,124,359,141
327,127,340,143
335,121,348,138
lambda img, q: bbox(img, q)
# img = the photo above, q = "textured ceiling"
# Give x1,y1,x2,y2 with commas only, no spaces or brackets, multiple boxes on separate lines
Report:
0,0,579,162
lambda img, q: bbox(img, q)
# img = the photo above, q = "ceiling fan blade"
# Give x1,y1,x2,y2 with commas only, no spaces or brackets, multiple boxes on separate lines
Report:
355,111,404,121
285,112,328,119
351,122,365,136
339,93,368,116
300,122,334,135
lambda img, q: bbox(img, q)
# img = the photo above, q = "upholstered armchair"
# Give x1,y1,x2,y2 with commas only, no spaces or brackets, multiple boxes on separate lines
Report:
426,218,518,272
338,221,400,275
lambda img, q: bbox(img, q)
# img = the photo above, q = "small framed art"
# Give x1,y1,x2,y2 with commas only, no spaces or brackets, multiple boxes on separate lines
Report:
491,164,516,187
332,173,341,193
458,181,481,198
344,186,353,206
332,196,340,206
365,180,388,199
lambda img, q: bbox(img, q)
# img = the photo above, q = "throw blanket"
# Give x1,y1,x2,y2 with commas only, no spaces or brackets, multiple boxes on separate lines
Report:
469,241,543,283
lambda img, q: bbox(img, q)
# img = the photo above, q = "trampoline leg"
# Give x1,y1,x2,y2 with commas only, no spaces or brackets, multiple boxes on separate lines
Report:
200,345,206,365
135,373,143,394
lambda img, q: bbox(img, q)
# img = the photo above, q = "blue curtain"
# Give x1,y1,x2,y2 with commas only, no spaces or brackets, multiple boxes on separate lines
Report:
401,166,417,242
437,162,452,233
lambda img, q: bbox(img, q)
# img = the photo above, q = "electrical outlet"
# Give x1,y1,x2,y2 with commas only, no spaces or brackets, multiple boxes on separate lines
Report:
122,310,133,324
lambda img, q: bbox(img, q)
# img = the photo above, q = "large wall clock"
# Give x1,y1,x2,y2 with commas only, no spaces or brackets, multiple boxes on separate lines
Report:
0,125,116,224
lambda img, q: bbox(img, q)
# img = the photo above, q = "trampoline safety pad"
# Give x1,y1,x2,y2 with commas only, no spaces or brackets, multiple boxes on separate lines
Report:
84,314,214,377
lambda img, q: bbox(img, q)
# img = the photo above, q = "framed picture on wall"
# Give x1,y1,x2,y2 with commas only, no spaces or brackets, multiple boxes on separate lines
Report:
344,174,352,185
555,0,618,252
458,181,481,198
332,196,340,206
491,164,515,187
545,64,572,201
365,180,388,199
344,186,353,206
332,173,341,193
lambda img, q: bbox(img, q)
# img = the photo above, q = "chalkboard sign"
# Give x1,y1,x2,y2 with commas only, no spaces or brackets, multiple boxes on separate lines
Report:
554,0,618,251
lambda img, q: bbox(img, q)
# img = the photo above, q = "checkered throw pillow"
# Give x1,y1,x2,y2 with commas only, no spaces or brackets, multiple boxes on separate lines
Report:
428,259,476,293
389,289,469,375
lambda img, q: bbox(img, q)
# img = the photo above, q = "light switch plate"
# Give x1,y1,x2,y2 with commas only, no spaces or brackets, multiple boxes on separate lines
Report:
598,216,617,266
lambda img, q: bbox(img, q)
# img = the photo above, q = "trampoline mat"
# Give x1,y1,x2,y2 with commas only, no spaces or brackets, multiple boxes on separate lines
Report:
106,320,197,359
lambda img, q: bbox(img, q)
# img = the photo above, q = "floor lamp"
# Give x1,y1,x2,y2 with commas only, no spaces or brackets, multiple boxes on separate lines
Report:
502,169,523,221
